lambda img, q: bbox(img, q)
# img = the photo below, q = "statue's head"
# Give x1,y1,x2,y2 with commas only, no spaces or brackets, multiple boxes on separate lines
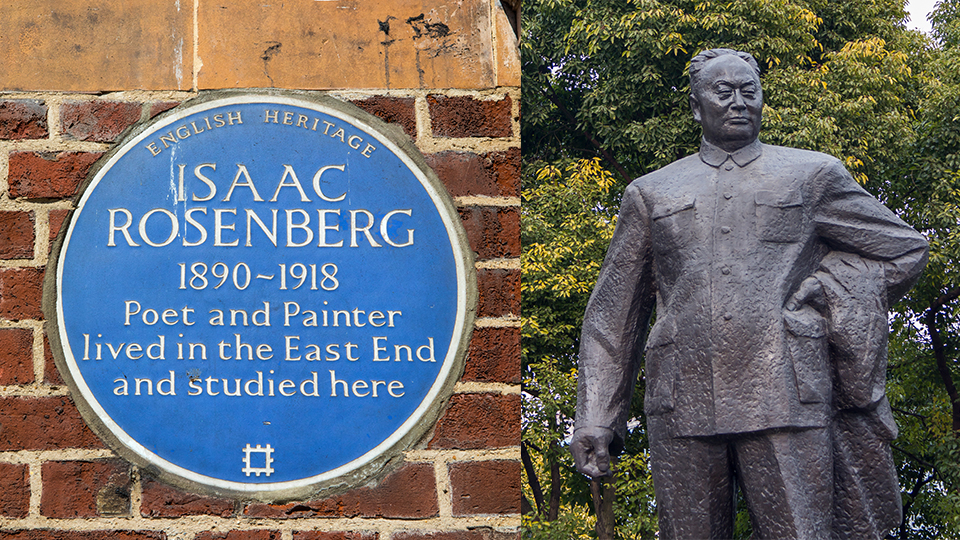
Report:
689,49,762,152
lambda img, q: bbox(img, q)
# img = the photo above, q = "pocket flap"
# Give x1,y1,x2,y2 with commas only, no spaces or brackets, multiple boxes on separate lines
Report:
651,196,695,219
783,306,827,338
645,314,677,349
756,189,802,208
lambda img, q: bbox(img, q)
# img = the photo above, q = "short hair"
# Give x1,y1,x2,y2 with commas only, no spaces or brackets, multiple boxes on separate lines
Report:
689,49,761,95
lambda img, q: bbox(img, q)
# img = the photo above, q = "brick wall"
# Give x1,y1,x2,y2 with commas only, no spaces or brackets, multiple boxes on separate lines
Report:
0,1,520,538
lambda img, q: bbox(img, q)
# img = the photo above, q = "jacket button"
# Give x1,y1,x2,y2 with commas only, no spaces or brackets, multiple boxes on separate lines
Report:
723,312,733,320
721,267,731,275
724,164,734,171
723,192,733,199
720,226,731,234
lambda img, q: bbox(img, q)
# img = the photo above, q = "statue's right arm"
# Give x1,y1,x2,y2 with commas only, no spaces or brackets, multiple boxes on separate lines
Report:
572,183,656,478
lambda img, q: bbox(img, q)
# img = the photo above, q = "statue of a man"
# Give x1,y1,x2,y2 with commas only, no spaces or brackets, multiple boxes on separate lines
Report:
571,48,929,539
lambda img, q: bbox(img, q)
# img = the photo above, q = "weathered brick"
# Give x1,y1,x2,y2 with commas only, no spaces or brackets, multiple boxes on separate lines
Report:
0,100,48,140
292,533,378,540
43,334,64,386
0,267,45,321
428,96,512,138
149,101,182,118
0,531,165,540
0,396,103,451
449,460,520,516
48,209,72,250
41,459,130,518
424,149,519,198
141,477,235,518
245,463,437,519
0,328,34,385
393,531,518,540
352,97,417,139
494,1,520,88
463,327,519,383
8,152,102,200
458,207,519,260
197,0,495,89
0,462,29,518
0,0,192,91
194,532,280,540
430,393,519,449
61,101,142,142
0,211,35,260
477,269,519,318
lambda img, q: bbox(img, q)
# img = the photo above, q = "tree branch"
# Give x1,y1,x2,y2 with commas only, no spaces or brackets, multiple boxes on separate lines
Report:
900,471,936,540
521,442,546,518
926,286,960,432
891,443,938,472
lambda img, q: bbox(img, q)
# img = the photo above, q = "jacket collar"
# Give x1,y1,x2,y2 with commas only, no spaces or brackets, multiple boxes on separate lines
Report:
699,138,763,168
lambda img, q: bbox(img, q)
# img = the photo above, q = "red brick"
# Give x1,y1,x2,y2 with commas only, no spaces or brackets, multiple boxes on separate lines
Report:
352,97,417,139
245,463,437,519
428,96,512,138
0,462,29,518
425,149,519,198
8,152,102,200
0,396,103,451
0,328,33,385
0,532,165,540
150,101,182,118
0,100,48,140
449,460,520,516
0,267,44,320
41,459,130,518
429,394,519,449
195,532,280,540
477,269,519,318
61,101,142,143
44,334,64,386
293,533,378,540
463,327,520,384
0,211,35,260
393,531,518,540
48,209,72,249
141,477,235,518
459,207,519,260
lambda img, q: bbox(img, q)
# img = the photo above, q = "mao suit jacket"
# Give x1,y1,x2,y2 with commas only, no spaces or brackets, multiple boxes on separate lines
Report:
576,139,928,445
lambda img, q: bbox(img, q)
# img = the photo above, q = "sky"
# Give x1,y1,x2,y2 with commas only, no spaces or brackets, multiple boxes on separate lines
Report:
907,0,939,34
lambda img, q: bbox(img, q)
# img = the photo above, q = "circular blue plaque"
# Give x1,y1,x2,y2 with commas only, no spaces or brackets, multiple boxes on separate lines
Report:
45,92,475,499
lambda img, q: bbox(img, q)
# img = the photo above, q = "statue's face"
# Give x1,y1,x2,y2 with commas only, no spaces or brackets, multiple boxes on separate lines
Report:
690,55,762,151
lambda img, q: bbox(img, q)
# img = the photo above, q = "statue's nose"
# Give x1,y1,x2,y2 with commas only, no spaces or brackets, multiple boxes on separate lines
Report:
731,91,747,110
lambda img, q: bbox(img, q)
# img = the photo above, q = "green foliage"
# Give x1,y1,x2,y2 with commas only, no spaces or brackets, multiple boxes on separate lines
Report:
522,158,618,534
522,0,960,537
523,507,596,539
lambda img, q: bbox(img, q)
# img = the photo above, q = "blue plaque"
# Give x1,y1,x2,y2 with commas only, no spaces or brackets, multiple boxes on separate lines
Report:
45,91,476,499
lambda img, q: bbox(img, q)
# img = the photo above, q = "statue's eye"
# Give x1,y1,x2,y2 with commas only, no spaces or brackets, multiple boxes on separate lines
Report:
717,91,733,99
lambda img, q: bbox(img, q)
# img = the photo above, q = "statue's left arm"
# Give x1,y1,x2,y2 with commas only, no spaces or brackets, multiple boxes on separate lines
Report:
807,160,928,306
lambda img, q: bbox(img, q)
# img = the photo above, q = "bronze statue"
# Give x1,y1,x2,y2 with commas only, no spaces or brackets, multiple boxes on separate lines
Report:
571,48,929,539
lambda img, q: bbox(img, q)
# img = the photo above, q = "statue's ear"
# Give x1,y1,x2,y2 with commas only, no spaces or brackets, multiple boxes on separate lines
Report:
690,94,702,123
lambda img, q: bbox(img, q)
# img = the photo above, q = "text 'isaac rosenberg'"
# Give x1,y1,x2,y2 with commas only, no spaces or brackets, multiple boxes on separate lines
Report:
104,162,415,249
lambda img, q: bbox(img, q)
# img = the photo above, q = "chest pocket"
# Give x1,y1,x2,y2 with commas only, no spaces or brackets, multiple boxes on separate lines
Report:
651,196,695,254
756,190,803,243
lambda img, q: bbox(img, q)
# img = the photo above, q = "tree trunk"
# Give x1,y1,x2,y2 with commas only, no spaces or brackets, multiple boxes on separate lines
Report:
548,441,561,521
520,442,546,517
591,475,616,540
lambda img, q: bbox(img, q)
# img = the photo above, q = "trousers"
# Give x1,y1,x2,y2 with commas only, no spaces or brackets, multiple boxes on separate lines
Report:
649,418,833,540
